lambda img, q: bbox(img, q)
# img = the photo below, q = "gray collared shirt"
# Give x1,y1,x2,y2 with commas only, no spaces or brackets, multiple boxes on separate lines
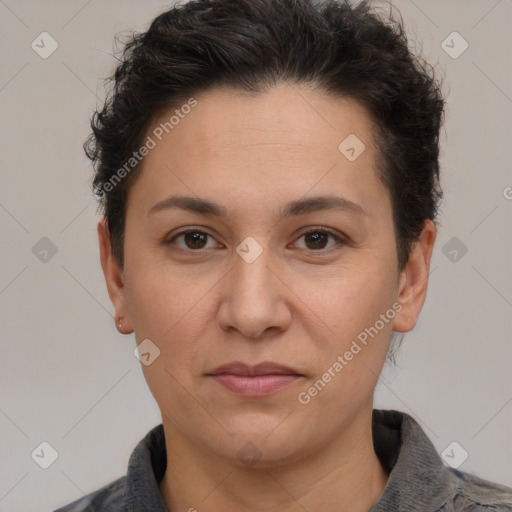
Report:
53,409,512,511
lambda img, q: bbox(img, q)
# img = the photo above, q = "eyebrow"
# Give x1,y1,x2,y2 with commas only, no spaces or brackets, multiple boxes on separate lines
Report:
148,194,367,219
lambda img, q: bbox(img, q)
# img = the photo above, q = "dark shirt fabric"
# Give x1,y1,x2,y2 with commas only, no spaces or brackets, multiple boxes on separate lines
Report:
53,409,512,512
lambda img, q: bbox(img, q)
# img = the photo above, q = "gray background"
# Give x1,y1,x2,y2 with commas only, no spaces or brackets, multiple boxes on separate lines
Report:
0,1,511,511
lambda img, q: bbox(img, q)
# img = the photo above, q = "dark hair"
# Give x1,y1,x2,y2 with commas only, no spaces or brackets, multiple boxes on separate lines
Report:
85,0,444,272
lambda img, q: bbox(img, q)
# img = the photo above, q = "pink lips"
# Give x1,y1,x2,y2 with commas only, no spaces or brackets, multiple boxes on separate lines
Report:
207,362,303,397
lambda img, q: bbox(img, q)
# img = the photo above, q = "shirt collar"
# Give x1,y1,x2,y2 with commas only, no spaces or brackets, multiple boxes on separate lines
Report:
125,422,169,511
370,409,457,512
124,409,456,511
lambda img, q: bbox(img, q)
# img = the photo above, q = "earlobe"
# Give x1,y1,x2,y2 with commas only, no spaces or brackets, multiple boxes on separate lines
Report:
392,220,437,333
97,218,134,334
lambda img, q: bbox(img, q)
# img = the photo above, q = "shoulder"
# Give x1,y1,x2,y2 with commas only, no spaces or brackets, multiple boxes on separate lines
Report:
371,409,512,512
441,468,512,511
52,475,126,512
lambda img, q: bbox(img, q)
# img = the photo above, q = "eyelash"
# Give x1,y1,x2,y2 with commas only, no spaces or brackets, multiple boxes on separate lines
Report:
164,227,346,254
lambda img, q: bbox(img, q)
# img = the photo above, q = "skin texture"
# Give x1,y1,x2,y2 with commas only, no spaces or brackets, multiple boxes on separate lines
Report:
98,83,436,511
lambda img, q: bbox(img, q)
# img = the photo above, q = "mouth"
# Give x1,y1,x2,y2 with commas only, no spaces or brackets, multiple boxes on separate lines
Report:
206,361,304,397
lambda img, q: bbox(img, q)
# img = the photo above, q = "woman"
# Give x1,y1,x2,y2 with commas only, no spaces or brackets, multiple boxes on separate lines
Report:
55,0,512,510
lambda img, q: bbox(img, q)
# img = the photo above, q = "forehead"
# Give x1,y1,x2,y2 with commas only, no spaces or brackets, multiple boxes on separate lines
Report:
128,83,388,220
154,83,376,159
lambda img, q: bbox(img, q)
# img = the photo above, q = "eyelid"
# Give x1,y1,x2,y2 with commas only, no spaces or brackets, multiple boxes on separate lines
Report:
294,226,344,239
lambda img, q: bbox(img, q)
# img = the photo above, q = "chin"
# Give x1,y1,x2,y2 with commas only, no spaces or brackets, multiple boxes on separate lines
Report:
209,418,310,467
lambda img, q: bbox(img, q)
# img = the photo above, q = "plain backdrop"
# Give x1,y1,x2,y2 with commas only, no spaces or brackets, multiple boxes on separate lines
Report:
0,1,511,511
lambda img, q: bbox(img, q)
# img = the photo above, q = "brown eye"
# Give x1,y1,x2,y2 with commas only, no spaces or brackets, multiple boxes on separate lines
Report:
168,230,219,250
304,231,329,250
183,231,208,249
293,229,343,252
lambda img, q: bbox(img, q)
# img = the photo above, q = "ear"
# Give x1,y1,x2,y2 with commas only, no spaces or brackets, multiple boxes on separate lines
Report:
392,220,437,333
98,218,133,334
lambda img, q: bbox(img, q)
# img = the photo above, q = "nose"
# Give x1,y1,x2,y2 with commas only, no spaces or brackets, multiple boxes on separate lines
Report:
217,247,292,339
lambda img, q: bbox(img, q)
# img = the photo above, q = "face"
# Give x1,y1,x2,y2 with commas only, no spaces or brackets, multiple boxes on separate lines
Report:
99,83,435,467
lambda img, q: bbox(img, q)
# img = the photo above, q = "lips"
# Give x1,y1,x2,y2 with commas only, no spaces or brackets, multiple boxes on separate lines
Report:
207,361,303,377
206,361,304,397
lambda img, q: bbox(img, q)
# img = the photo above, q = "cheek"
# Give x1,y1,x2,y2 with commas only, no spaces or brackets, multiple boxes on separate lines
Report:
123,242,207,338
123,248,220,385
294,286,394,417
124,259,215,417
289,257,397,393
291,258,398,338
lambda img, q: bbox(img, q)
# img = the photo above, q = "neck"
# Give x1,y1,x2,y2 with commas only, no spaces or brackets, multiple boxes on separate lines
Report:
159,407,389,512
